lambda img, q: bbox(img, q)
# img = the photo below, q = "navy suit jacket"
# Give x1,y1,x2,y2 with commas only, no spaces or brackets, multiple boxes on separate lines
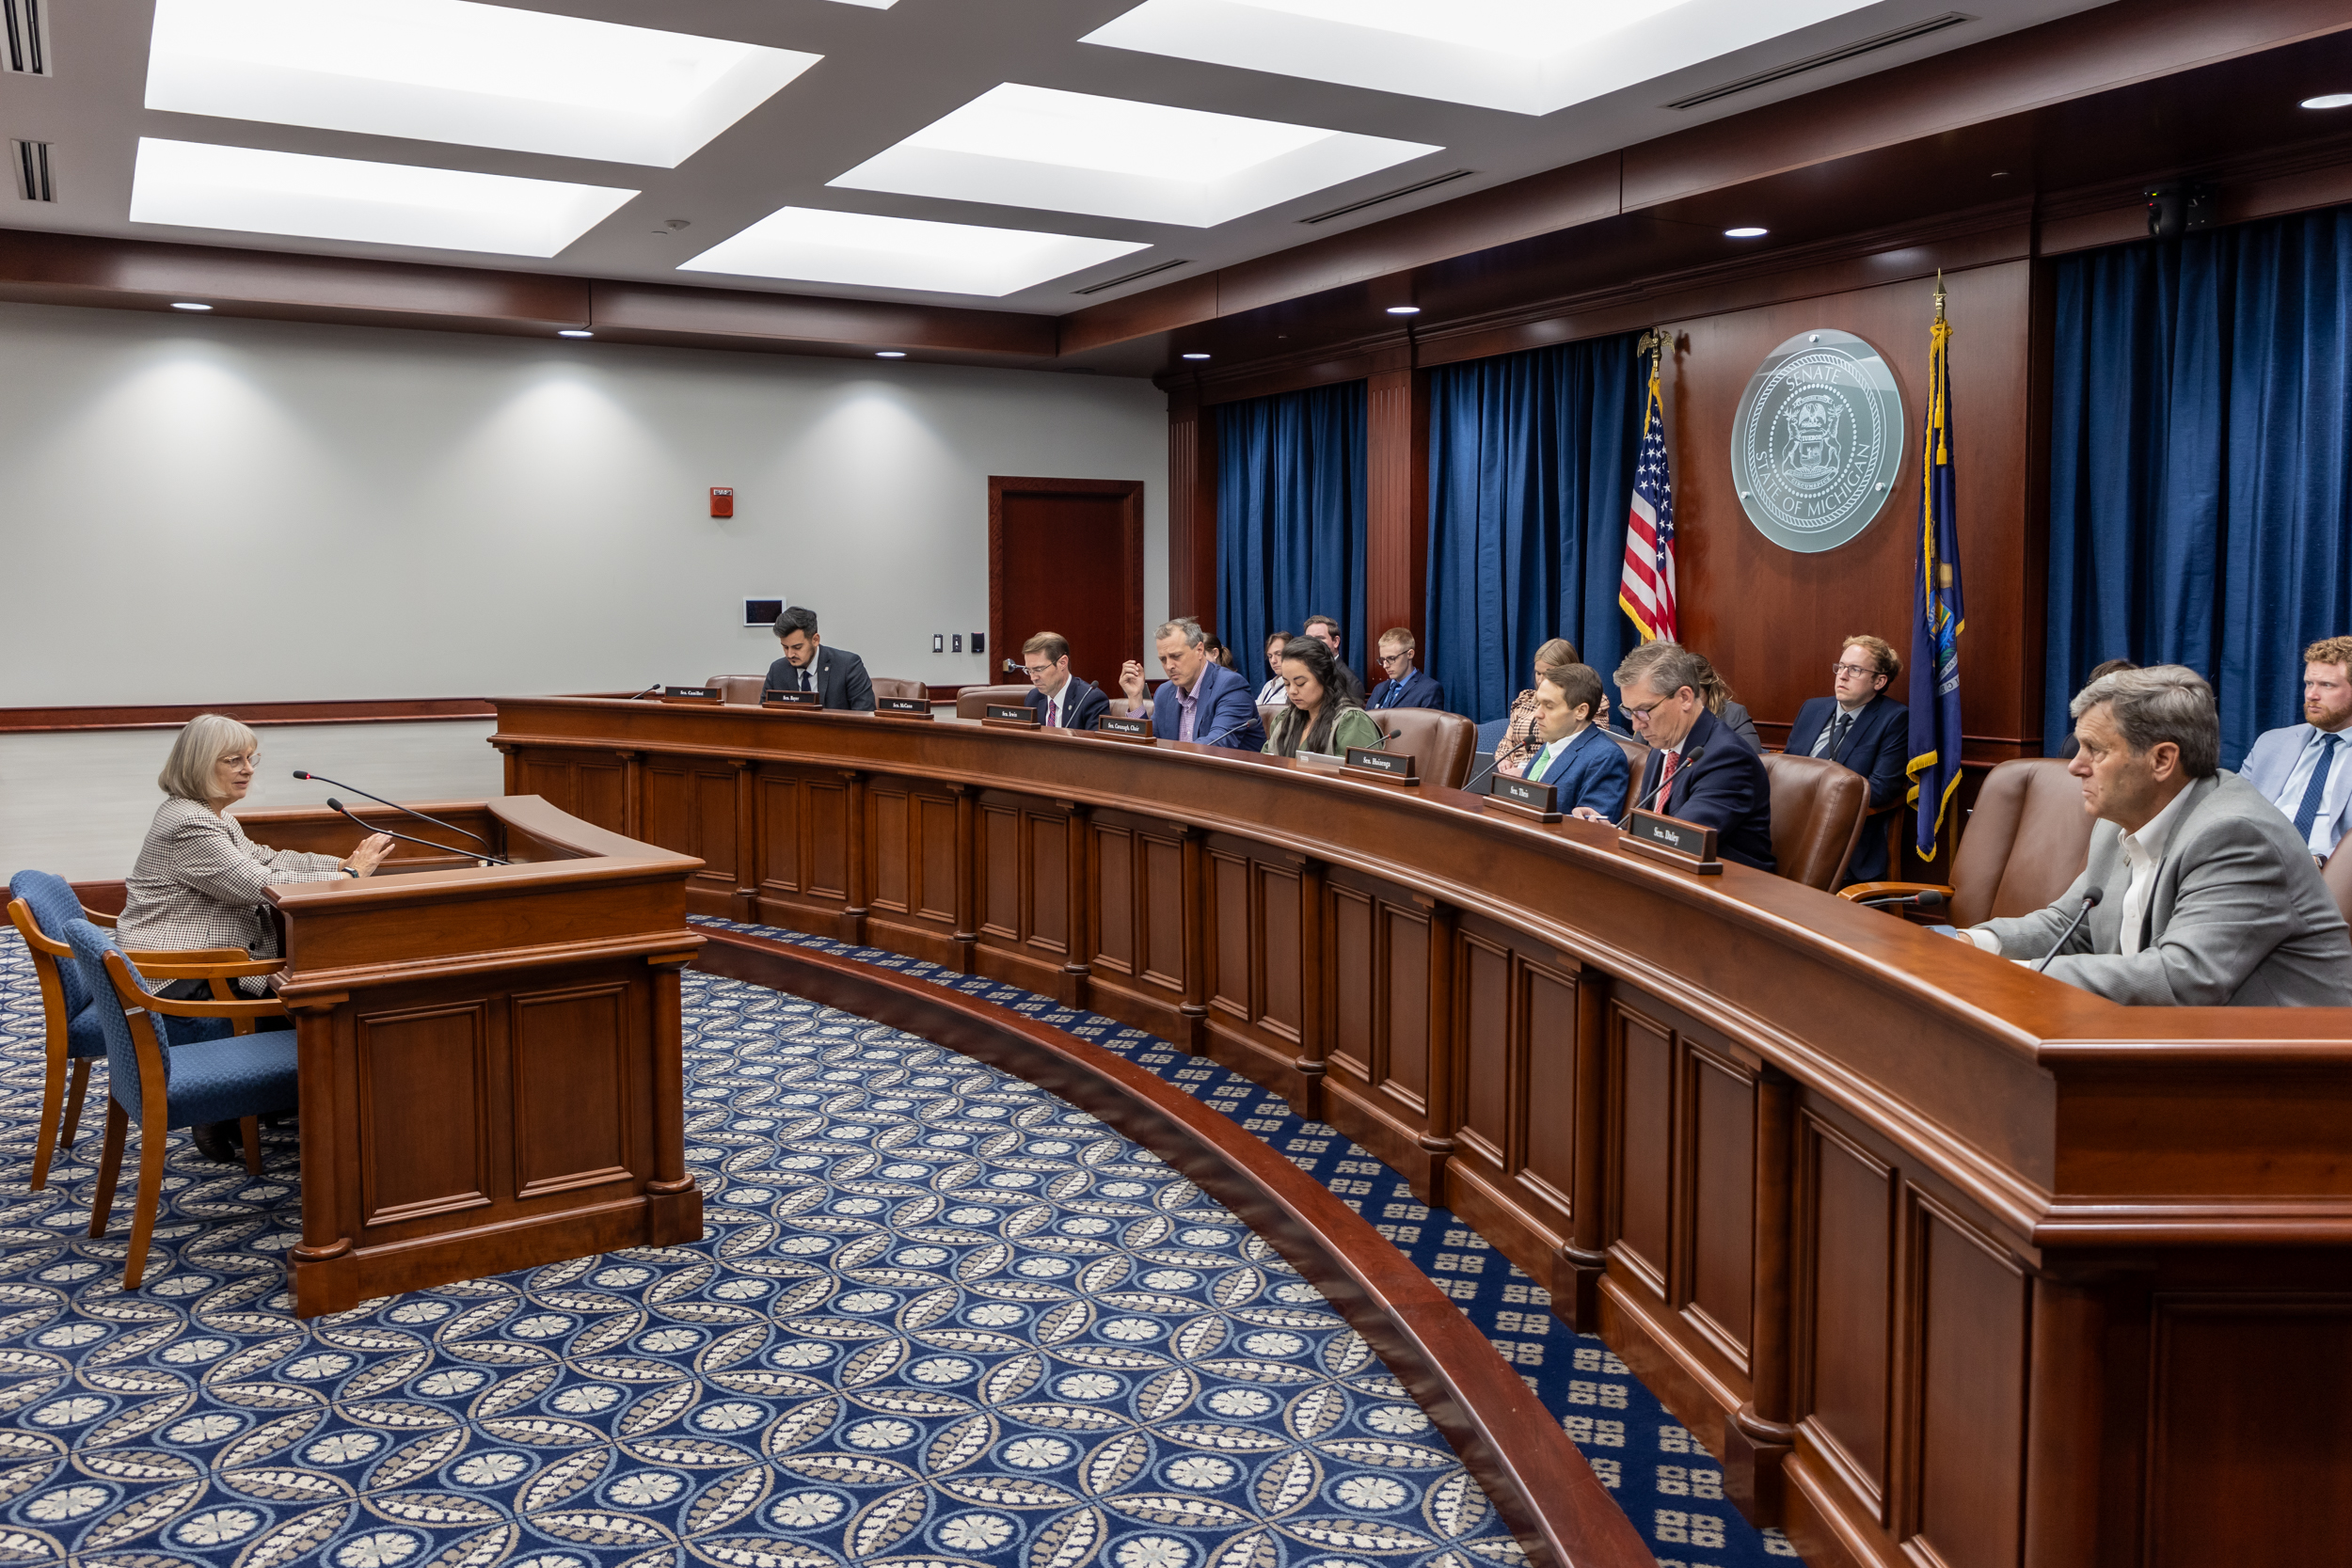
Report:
1635,707,1776,872
1368,668,1445,711
764,644,874,712
1024,675,1108,732
1785,693,1909,882
1151,660,1266,751
1527,724,1629,821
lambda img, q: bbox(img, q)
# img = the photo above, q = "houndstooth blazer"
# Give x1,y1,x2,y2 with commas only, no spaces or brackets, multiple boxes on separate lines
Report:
117,798,347,957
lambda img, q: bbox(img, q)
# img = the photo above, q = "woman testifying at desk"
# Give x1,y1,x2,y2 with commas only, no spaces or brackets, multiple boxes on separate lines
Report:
1263,636,1382,758
119,715,395,1160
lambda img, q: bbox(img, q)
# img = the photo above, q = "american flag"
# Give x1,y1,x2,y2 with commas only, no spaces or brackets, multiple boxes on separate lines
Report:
1618,335,1677,642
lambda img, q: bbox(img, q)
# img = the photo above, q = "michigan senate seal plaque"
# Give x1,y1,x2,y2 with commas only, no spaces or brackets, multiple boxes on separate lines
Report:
1728,328,1904,553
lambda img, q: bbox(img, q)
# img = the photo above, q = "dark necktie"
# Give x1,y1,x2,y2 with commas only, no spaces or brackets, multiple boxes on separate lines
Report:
2293,732,2340,842
1046,694,1060,727
1814,711,1851,758
802,666,814,693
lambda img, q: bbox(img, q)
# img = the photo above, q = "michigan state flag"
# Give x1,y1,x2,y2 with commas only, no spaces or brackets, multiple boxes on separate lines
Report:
1906,288,1964,857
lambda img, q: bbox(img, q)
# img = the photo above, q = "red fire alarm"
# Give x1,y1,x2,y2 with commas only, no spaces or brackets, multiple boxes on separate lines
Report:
709,486,734,517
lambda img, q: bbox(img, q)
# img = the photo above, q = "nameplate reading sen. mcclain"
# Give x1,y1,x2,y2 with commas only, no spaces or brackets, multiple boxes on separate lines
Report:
877,697,932,719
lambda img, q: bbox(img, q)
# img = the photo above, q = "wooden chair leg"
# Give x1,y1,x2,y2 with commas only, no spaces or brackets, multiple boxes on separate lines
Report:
87,1101,127,1238
240,1116,262,1177
28,1045,68,1193
59,1059,91,1155
121,1120,167,1291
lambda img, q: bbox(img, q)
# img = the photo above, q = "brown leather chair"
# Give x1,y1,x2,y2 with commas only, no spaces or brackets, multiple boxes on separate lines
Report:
1838,757,2094,924
1599,729,1650,817
954,685,1036,720
868,677,929,704
705,674,766,706
1760,752,1871,891
1370,709,1476,789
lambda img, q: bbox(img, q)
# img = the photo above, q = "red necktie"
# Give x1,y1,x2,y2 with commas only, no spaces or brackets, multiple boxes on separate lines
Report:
1658,750,1680,800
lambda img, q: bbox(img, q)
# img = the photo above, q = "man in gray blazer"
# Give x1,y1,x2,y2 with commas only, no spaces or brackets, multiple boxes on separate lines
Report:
764,605,875,712
2236,633,2352,863
1968,665,2352,1006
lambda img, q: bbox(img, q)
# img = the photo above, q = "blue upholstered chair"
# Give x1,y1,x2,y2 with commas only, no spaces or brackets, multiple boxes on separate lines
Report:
1474,716,1510,753
62,919,297,1289
8,871,278,1191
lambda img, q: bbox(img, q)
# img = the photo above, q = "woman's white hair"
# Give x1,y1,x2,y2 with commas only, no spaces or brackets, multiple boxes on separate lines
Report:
158,713,260,805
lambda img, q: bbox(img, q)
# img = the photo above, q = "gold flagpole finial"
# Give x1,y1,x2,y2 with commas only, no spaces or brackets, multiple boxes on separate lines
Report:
1636,326,1661,358
1933,269,1947,324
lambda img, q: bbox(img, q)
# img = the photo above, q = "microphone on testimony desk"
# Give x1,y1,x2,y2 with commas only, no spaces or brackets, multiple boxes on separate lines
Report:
1460,736,1536,796
294,771,493,849
1615,746,1708,832
2034,884,2105,973
627,681,662,701
1858,888,1946,911
327,799,513,866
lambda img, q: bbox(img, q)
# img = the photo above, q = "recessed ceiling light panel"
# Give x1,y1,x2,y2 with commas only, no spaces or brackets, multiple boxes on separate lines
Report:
680,206,1151,297
145,0,822,167
829,83,1440,228
130,137,639,257
1085,0,1884,118
2303,92,2352,109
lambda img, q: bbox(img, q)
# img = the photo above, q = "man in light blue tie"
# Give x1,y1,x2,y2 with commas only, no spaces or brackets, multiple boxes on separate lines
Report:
2237,634,2352,865
1523,664,1629,822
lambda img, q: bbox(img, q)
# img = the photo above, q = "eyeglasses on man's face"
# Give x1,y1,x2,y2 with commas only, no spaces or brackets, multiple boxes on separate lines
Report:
1832,661,1878,679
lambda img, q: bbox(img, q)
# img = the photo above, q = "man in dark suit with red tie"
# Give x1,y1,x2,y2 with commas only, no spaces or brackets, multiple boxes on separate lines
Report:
1783,634,1909,884
1018,631,1108,731
1614,643,1775,872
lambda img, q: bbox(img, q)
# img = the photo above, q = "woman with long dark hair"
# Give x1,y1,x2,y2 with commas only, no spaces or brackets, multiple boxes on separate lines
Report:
1263,636,1382,758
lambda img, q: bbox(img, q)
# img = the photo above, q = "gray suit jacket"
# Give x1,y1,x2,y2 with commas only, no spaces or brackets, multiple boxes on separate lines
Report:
1973,771,2352,1006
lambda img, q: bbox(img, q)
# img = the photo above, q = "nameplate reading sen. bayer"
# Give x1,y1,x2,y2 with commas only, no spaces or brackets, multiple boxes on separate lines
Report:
762,689,820,708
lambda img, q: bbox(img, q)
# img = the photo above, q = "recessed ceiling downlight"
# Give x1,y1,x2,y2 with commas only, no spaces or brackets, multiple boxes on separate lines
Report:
169,301,214,310
1724,225,1769,237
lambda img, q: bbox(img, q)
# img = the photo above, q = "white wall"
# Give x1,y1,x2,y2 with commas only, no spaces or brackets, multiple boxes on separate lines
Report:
1,721,503,882
0,301,1168,704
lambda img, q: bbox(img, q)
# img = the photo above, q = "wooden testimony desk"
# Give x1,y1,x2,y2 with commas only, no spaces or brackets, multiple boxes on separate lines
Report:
489,696,2352,1568
231,795,706,1317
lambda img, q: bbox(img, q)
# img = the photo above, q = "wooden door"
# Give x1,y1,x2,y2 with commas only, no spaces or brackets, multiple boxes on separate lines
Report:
989,477,1145,693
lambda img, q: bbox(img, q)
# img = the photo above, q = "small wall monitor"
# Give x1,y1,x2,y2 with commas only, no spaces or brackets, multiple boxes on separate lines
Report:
744,597,783,627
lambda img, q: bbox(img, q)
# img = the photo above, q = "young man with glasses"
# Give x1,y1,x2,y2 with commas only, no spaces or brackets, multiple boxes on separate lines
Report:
1367,627,1446,711
1018,632,1109,731
1784,634,1910,884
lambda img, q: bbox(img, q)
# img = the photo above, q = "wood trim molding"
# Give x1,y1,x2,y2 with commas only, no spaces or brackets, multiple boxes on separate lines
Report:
0,697,499,735
694,925,1652,1568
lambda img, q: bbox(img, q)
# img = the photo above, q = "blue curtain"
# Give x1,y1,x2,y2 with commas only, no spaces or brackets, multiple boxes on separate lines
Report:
1216,382,1368,679
1423,335,1645,723
2046,205,2352,766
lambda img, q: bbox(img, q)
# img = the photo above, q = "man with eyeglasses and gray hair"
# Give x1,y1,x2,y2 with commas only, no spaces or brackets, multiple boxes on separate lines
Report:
1963,665,2352,1005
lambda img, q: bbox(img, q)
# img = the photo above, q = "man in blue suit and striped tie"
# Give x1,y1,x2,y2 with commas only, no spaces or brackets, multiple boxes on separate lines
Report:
2238,635,2352,865
1526,664,1629,822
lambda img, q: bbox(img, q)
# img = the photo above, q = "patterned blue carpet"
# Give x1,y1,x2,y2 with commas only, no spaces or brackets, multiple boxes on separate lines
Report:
687,918,1799,1568
0,917,1797,1568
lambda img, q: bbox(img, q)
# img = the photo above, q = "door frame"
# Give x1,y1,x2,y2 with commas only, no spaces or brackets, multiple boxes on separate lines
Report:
987,476,1146,683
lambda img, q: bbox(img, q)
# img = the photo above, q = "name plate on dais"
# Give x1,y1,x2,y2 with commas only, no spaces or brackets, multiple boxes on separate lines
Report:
1095,716,1155,743
660,686,721,704
1343,747,1417,784
762,689,819,708
1487,774,1560,822
1620,810,1723,875
877,697,932,718
982,704,1041,730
